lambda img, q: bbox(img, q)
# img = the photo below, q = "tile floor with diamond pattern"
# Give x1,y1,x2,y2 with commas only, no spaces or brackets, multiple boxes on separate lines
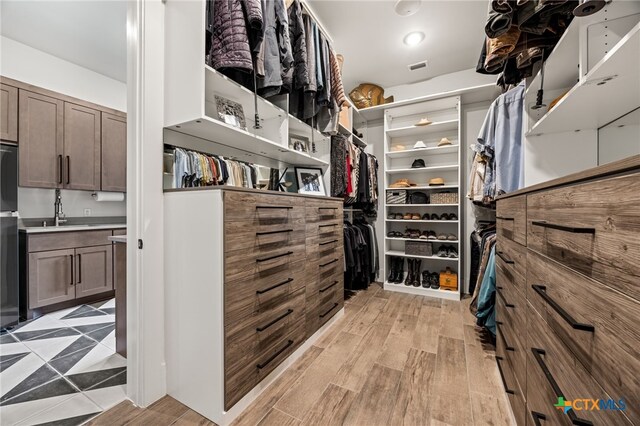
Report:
0,299,127,425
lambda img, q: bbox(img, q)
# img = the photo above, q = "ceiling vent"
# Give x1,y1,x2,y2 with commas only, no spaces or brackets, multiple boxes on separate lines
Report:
408,60,428,71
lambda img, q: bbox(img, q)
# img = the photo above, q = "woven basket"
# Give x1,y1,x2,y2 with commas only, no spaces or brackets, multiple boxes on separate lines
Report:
386,190,407,204
430,192,458,204
405,241,433,256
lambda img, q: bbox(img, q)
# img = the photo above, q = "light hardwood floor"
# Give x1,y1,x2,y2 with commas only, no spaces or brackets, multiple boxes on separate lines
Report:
89,283,514,425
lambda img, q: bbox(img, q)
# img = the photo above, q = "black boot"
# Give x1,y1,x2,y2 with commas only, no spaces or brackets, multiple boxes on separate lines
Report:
412,259,422,287
387,257,397,283
422,270,431,288
394,257,404,283
404,259,414,286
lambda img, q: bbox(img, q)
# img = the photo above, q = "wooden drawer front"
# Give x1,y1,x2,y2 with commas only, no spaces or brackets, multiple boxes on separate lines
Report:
496,317,526,396
496,195,526,246
305,204,342,224
225,260,307,326
526,172,640,301
496,262,527,340
307,221,342,238
224,243,305,282
317,291,343,328
224,216,305,252
527,302,632,426
527,250,640,424
496,353,526,426
495,237,526,297
224,191,304,223
306,234,343,263
28,230,113,252
225,320,305,410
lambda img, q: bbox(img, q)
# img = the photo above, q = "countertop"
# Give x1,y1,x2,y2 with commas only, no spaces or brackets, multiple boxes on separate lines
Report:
164,185,344,202
20,224,127,234
108,235,127,243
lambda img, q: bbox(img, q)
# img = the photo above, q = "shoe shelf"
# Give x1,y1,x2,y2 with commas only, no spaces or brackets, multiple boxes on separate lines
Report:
384,185,459,191
385,250,458,262
386,144,459,158
385,237,459,244
386,165,459,173
383,281,461,301
385,119,459,138
387,203,458,207
386,219,459,223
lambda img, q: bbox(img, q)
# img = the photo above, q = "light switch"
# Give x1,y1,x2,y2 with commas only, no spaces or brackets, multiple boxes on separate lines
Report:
84,208,92,216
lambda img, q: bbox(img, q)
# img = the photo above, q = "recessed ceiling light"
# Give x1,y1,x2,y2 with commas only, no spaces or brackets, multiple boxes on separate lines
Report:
403,31,425,46
394,0,422,16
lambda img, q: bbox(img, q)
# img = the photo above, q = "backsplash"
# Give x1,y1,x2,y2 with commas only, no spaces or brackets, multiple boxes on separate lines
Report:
18,187,126,219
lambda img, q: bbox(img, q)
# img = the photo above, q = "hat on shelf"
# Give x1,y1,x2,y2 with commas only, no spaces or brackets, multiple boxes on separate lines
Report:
389,178,415,188
429,177,445,186
413,140,427,149
411,159,426,168
391,144,406,152
414,117,432,127
438,137,452,147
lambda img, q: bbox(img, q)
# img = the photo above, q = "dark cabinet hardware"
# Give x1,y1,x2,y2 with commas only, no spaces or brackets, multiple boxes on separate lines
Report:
256,251,293,263
496,356,514,394
256,229,293,236
257,340,294,369
531,412,547,426
532,285,595,332
497,251,515,264
256,205,292,210
256,278,293,295
77,254,82,284
496,321,515,351
319,239,338,246
319,281,338,293
58,155,63,184
69,255,74,286
319,224,336,228
256,309,293,332
66,156,70,184
531,348,593,426
531,221,595,234
496,288,514,308
319,259,338,268
318,207,338,210
319,302,339,318
496,216,515,221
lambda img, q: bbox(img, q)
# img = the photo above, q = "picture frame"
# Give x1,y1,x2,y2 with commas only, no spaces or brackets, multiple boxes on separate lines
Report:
294,167,326,196
288,134,310,153
214,95,246,130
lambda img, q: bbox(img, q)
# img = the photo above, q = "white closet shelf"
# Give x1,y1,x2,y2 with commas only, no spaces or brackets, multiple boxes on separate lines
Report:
385,185,459,191
338,123,352,136
289,114,329,142
386,237,459,243
527,22,640,136
386,165,459,173
382,281,460,300
386,145,459,158
386,120,458,138
386,219,459,224
167,116,328,168
386,250,459,262
352,134,367,148
386,203,458,207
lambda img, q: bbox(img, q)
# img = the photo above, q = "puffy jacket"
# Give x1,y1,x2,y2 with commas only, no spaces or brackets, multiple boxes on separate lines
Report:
282,0,308,93
210,0,263,72
258,0,293,97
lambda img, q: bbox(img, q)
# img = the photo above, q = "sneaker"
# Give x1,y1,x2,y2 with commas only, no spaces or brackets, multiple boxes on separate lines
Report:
437,233,447,241
446,233,457,241
421,213,430,220
447,246,459,258
437,246,448,257
439,213,450,220
430,272,440,289
449,213,458,221
430,213,439,220
426,231,437,240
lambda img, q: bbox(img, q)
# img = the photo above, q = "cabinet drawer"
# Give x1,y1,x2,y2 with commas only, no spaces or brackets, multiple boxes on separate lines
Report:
526,302,632,426
28,230,113,252
224,243,305,282
496,353,526,426
305,203,342,225
526,172,640,301
496,262,526,340
306,234,343,263
495,237,526,297
307,221,342,238
224,190,304,222
225,259,307,326
527,250,640,424
224,218,306,252
496,195,526,246
496,317,526,396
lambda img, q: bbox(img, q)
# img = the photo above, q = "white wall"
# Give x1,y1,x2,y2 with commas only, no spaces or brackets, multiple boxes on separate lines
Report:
1,35,127,218
385,68,496,103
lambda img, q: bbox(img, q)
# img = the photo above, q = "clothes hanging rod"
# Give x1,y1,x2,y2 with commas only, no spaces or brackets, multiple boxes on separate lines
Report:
300,1,334,45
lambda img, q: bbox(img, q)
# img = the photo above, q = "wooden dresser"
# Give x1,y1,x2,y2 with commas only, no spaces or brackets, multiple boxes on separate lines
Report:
495,155,640,426
164,187,344,424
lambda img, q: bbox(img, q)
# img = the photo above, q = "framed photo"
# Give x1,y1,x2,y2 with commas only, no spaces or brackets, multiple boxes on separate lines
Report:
289,134,310,153
295,167,326,196
215,95,246,130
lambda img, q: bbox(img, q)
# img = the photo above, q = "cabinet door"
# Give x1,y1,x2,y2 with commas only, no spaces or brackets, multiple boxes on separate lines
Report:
64,103,101,191
28,249,75,309
74,245,113,298
101,113,126,192
1,84,18,142
19,90,64,188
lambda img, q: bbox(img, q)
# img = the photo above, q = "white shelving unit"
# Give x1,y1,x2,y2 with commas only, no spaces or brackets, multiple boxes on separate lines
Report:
383,96,462,301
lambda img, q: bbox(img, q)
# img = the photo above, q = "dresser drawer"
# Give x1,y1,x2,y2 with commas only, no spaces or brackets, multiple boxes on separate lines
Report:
496,317,526,395
496,261,527,338
225,243,305,282
526,172,640,302
495,237,526,297
224,190,304,223
307,290,343,337
305,204,342,224
496,195,526,246
224,216,305,252
527,250,640,424
306,234,343,263
526,302,632,426
496,353,526,426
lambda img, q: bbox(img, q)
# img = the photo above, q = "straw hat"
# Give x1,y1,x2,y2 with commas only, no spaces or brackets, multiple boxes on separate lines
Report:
415,117,432,126
428,177,445,186
438,138,452,147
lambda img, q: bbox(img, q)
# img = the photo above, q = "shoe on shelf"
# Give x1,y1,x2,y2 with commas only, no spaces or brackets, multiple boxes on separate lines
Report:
437,246,448,257
412,259,422,287
426,230,437,240
448,246,459,258
411,213,421,220
394,257,405,284
446,233,457,241
437,233,447,241
430,272,440,289
421,213,430,220
405,258,415,286
387,256,397,282
403,213,412,220
430,213,439,220
449,213,458,220
439,213,450,220
418,231,429,240
409,229,421,239
421,270,431,288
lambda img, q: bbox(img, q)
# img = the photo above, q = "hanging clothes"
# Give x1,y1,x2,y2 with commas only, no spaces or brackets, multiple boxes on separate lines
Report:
475,246,497,335
343,218,378,290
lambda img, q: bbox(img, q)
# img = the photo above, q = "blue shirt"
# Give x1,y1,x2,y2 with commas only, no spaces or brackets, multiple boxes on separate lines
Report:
475,82,525,198
476,246,496,335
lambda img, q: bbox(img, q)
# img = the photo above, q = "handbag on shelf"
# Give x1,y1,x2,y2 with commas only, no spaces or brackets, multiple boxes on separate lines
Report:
439,267,458,291
409,192,428,204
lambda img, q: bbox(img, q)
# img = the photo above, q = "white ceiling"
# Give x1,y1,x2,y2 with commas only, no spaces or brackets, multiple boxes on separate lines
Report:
0,1,127,82
308,0,487,92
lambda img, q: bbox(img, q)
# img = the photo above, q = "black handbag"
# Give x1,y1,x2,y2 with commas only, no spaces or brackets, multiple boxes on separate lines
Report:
409,192,428,204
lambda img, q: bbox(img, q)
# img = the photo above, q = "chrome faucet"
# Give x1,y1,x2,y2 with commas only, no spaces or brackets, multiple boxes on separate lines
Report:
54,189,67,226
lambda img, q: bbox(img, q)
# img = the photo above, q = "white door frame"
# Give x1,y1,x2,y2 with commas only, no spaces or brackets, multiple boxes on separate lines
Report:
125,0,167,407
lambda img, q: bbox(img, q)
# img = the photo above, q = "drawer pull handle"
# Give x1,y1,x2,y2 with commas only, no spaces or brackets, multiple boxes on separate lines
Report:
531,221,595,234
319,259,338,268
496,251,515,264
256,229,293,236
319,224,336,228
495,356,514,395
256,278,293,295
319,281,339,293
531,412,547,426
319,239,338,246
531,348,594,426
532,285,595,332
496,216,514,221
256,309,294,332
256,251,293,263
496,322,515,352
319,302,339,318
257,339,294,370
496,288,514,308
318,207,338,210
256,205,293,210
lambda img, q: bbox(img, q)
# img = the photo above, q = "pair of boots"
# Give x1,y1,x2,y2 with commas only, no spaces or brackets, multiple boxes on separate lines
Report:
387,256,405,284
404,258,422,287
